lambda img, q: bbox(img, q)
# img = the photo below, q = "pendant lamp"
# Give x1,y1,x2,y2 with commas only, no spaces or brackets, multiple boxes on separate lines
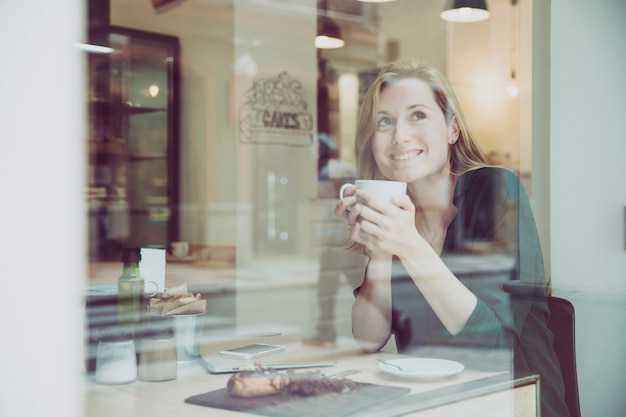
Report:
316,0,344,49
441,0,490,23
507,70,519,97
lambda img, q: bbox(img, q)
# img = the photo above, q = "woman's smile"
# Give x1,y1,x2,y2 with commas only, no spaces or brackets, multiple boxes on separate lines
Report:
390,150,422,161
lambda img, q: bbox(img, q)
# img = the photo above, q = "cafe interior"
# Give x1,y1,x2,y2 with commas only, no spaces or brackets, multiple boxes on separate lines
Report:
2,1,625,417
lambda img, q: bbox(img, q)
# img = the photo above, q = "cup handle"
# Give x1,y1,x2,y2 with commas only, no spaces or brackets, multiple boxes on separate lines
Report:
145,281,159,297
339,183,353,200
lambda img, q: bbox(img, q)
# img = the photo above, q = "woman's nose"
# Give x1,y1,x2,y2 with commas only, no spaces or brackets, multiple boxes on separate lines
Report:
392,121,410,145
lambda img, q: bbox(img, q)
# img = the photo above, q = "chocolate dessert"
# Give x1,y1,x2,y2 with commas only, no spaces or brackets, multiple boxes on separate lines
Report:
227,368,363,398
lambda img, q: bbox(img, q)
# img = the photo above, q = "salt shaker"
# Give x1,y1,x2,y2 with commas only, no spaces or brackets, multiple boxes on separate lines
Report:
138,319,177,382
94,329,137,385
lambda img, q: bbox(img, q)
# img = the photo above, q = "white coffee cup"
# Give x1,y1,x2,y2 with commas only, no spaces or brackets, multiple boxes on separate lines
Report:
339,180,407,203
171,242,189,259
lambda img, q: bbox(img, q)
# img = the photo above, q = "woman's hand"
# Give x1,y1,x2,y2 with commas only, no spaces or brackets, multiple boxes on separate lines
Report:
334,184,357,219
348,189,421,258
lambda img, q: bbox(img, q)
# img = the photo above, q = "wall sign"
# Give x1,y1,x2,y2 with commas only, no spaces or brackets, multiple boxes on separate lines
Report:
239,71,313,146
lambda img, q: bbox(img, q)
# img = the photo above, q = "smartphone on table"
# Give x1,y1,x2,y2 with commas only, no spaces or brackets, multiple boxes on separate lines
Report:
218,343,286,360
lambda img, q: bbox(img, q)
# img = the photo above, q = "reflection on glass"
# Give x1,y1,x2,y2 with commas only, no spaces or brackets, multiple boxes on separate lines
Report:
148,84,160,98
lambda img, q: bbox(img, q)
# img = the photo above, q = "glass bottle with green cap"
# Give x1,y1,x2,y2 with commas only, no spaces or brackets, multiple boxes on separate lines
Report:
117,247,145,338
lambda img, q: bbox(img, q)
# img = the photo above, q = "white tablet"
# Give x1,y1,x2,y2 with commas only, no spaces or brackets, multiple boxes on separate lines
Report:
219,343,286,360
200,354,336,374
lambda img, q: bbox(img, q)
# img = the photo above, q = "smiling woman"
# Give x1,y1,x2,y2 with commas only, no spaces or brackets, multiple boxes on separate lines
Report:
336,60,570,417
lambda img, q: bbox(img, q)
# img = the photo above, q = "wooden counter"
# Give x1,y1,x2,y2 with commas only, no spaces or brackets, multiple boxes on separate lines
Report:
85,335,538,417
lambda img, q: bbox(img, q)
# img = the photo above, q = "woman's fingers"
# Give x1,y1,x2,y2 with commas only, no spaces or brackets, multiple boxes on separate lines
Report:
354,190,385,214
354,192,395,231
392,194,415,213
335,187,416,255
349,221,364,242
335,196,356,217
335,185,357,217
353,192,417,255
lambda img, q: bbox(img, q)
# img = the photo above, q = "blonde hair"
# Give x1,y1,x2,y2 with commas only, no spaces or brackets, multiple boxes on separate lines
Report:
355,60,487,180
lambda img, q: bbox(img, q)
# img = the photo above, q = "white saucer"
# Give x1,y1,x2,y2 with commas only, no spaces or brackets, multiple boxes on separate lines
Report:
378,358,464,380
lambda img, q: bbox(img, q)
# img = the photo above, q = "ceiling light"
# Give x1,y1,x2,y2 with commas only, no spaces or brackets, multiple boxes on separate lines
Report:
316,15,345,49
507,0,519,97
440,0,490,23
74,42,115,54
507,70,519,97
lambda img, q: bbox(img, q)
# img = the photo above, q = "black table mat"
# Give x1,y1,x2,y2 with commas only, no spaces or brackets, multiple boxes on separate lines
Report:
185,383,410,417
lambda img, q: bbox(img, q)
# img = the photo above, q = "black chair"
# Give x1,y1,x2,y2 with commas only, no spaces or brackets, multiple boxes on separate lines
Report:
546,296,581,417
395,282,581,417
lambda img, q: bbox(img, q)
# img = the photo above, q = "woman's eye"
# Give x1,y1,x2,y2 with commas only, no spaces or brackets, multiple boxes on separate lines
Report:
410,111,426,121
376,117,393,129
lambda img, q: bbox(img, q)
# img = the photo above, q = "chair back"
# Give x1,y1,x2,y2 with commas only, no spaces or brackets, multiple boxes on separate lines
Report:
546,296,581,417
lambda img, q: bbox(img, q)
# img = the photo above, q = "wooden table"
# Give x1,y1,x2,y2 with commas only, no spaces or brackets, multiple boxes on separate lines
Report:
84,335,538,417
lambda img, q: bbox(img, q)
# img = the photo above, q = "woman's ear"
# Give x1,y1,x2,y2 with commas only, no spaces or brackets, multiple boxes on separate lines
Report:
448,118,460,145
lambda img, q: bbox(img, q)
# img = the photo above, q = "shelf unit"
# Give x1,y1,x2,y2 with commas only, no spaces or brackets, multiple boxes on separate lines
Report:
87,25,180,261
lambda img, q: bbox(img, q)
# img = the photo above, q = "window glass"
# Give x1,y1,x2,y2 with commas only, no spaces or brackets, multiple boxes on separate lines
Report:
87,0,531,357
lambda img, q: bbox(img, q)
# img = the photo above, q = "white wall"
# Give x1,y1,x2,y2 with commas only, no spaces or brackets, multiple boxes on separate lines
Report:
378,0,447,70
0,2,84,417
549,0,626,415
447,0,531,175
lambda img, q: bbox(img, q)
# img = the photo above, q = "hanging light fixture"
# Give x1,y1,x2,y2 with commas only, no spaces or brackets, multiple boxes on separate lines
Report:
507,70,519,97
440,0,490,23
507,0,519,97
316,0,344,49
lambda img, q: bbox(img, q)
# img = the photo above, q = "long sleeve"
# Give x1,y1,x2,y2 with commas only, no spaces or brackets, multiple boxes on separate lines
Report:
384,166,568,417
388,168,523,348
452,298,513,348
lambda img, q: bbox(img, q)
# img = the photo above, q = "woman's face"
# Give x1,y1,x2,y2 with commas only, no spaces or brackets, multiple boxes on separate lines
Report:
371,78,459,184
